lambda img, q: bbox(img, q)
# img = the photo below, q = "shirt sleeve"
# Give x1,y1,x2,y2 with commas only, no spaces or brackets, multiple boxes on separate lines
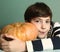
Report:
52,22,60,37
26,37,60,52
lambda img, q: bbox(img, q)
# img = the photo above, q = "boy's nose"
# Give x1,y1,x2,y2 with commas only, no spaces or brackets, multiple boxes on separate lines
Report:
41,23,46,29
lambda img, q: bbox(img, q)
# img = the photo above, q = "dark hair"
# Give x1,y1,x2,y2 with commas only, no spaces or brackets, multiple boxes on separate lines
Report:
24,2,52,22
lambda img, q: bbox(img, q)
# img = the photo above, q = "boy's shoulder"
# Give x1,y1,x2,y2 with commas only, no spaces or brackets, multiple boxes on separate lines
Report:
52,22,60,37
54,22,60,27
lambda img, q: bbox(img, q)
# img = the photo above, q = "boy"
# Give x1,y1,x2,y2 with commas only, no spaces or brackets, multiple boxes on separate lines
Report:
1,2,60,52
24,2,60,51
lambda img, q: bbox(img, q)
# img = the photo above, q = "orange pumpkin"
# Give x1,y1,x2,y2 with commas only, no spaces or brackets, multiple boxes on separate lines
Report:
1,22,38,41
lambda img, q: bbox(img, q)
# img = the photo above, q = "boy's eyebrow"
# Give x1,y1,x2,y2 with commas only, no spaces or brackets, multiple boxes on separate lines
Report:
33,17,41,20
33,17,50,21
45,18,50,20
39,18,50,21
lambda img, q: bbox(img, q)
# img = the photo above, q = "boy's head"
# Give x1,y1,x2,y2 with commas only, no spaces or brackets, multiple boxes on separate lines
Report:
24,2,52,38
24,2,52,22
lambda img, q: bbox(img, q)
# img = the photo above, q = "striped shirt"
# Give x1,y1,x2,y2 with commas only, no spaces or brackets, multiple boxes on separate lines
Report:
26,22,60,52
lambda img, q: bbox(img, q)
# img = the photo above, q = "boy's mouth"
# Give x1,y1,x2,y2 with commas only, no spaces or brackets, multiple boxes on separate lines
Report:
39,31,46,34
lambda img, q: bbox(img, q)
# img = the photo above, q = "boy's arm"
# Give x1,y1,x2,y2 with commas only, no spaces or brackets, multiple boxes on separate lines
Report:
26,37,60,51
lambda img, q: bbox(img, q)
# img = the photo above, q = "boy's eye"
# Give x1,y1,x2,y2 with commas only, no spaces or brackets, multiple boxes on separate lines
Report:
46,21,50,23
35,20,39,22
34,20,41,23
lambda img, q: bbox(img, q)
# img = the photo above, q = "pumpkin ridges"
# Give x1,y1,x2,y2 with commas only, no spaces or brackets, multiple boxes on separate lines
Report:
19,26,27,41
1,22,38,41
1,25,14,34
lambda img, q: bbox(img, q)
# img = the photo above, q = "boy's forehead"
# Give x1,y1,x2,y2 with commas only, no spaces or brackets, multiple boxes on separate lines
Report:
34,16,50,20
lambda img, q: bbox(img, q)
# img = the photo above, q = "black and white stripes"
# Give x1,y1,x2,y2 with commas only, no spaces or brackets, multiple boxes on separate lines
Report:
26,37,60,52
52,22,60,37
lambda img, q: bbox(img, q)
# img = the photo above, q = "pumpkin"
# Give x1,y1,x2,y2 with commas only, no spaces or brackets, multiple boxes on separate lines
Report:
1,22,38,41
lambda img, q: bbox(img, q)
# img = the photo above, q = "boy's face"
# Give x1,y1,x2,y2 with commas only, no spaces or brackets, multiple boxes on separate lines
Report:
31,16,50,39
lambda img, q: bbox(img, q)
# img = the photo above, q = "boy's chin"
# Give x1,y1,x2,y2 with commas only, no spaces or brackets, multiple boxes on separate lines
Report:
38,35,47,39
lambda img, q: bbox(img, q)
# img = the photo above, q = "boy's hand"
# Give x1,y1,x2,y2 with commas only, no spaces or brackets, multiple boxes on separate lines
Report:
1,34,26,52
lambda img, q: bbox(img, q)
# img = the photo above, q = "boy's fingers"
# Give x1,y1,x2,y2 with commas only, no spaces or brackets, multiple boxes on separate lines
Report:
0,34,7,43
1,34,22,42
1,34,14,41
